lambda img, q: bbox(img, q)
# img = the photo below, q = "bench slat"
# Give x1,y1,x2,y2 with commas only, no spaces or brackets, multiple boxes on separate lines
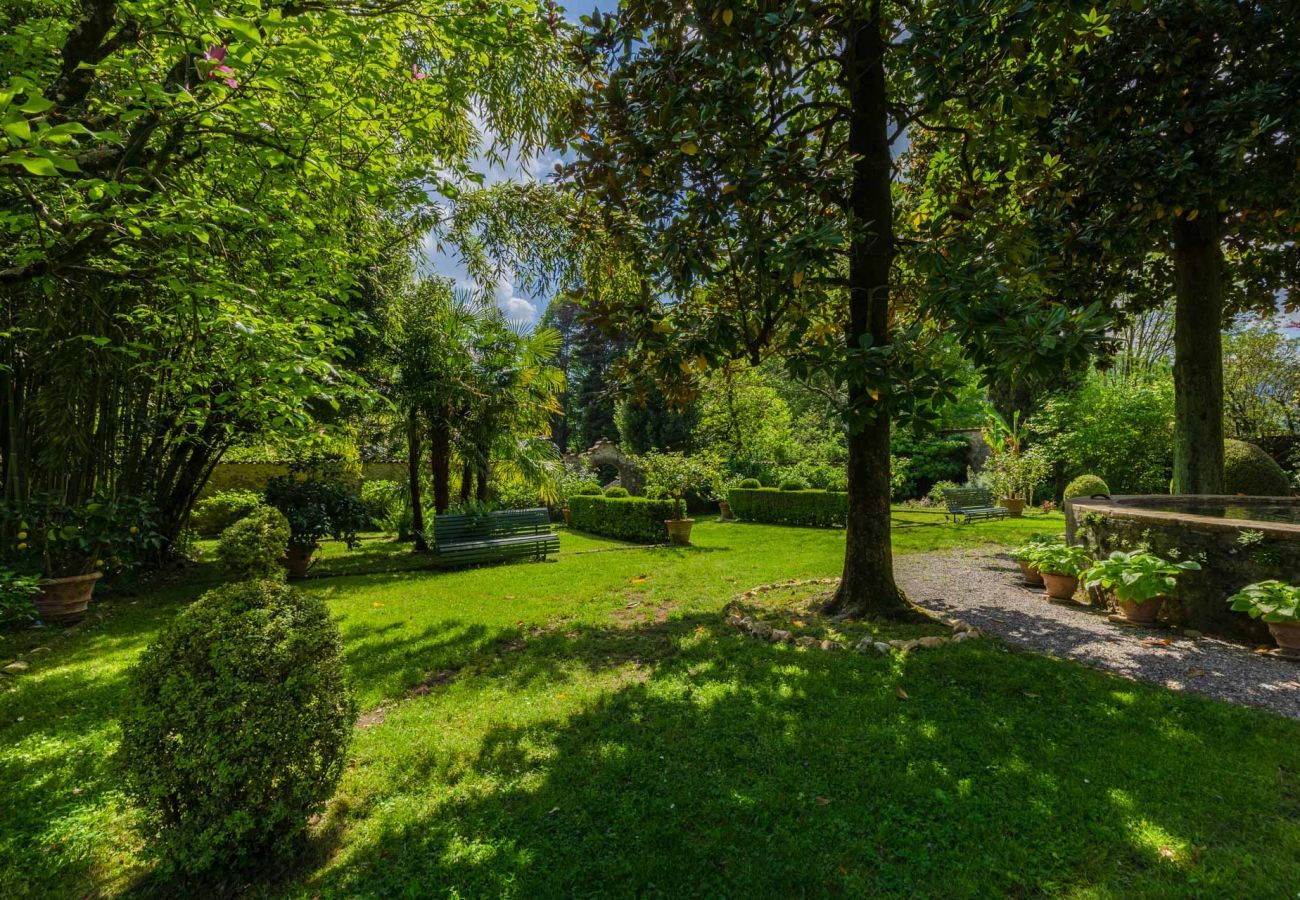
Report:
433,507,558,566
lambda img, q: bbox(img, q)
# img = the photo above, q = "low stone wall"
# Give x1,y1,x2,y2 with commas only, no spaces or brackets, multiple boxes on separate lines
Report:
1070,496,1300,643
199,461,405,497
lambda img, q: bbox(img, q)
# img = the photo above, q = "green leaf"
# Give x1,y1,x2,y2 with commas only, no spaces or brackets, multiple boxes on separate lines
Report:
18,95,54,115
15,155,57,176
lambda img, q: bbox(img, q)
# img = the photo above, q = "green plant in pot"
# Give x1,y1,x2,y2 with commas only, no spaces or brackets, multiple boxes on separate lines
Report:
1033,544,1092,602
1,493,160,623
639,451,714,546
1081,549,1201,624
265,464,366,578
1227,581,1300,654
1008,535,1062,587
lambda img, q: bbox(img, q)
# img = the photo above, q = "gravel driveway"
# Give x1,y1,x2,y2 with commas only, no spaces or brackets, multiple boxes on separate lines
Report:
896,549,1300,720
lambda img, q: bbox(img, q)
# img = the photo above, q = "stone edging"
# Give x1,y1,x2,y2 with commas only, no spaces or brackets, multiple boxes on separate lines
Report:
724,577,984,654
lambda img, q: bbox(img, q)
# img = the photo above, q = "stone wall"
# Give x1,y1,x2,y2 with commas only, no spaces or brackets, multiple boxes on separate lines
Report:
199,461,405,498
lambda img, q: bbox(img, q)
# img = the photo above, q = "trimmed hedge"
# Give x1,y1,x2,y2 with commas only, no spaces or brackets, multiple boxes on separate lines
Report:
1063,474,1110,502
1224,439,1292,496
728,487,849,527
569,495,678,543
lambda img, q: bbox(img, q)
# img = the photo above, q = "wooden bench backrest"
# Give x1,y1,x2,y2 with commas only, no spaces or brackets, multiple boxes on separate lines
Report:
942,487,996,511
435,508,552,544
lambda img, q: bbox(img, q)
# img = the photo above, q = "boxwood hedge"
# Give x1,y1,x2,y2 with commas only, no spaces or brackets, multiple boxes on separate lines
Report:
569,494,677,543
728,487,849,527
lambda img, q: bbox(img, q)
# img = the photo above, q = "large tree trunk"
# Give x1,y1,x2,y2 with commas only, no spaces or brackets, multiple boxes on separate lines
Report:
407,408,428,551
429,418,451,514
822,5,913,619
460,457,473,503
475,452,490,503
1170,215,1225,494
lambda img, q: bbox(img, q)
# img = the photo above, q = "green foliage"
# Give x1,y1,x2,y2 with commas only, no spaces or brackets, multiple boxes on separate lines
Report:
265,464,367,550
986,446,1053,504
1063,475,1111,502
604,486,630,498
1223,439,1292,497
1082,550,1201,604
779,480,809,492
891,433,970,498
1009,534,1065,564
117,579,355,875
728,488,849,528
215,507,290,580
0,566,40,622
1030,371,1175,495
926,480,961,507
1223,323,1300,439
1033,544,1093,578
571,484,604,497
638,451,718,519
359,480,403,529
191,489,264,538
616,382,699,455
568,495,676,543
1228,581,1300,624
738,478,762,490
1,493,160,578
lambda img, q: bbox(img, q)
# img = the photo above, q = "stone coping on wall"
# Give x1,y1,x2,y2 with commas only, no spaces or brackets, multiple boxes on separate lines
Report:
1068,495,1300,541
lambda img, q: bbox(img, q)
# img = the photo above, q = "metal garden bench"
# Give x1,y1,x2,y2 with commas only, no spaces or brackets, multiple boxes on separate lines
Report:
433,507,559,567
941,487,1009,524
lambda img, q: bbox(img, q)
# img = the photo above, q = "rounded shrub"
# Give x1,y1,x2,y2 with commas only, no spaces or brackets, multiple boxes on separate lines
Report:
1224,439,1292,496
604,486,630,498
1063,474,1111,502
738,478,761,489
215,505,290,579
117,579,355,875
572,483,603,497
191,488,264,537
779,479,808,492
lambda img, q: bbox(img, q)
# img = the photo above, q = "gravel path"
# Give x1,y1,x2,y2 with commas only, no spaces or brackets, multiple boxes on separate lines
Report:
896,549,1300,720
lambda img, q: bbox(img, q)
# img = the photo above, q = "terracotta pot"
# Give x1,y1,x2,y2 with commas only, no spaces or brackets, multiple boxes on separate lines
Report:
561,506,572,527
1002,497,1026,518
718,500,733,521
1017,559,1044,587
1268,621,1300,653
665,518,695,546
35,572,102,623
284,544,316,578
1041,571,1079,601
1118,596,1164,624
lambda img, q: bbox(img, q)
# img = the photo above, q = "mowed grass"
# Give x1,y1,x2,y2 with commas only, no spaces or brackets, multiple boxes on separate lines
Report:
2,510,1299,897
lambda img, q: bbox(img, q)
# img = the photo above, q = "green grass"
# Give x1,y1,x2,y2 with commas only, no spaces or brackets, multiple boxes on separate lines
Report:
3,510,1299,897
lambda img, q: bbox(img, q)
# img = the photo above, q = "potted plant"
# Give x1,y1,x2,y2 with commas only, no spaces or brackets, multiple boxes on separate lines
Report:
1008,535,1063,587
2,493,158,623
639,451,712,546
1227,581,1300,653
1033,544,1092,601
1081,549,1201,624
265,464,366,578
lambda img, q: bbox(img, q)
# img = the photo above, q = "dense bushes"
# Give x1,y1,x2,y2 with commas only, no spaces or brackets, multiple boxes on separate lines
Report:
1224,439,1292,496
190,488,263,537
1063,474,1111,502
728,488,849,527
738,478,761,489
779,479,808,492
216,506,291,579
604,486,630,497
890,433,970,498
569,495,677,543
118,579,354,875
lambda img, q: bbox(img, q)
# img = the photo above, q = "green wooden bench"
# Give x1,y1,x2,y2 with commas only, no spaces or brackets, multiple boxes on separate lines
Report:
433,508,559,567
941,487,1009,524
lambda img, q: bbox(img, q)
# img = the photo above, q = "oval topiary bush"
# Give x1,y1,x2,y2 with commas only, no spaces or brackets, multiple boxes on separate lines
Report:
1224,439,1292,496
215,505,291,579
571,483,603,497
738,478,761,489
779,480,808,492
117,579,355,875
603,486,630,498
1064,474,1111,501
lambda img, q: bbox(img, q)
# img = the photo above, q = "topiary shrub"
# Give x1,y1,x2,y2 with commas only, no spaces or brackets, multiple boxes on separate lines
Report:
568,495,677,542
778,479,809,492
191,488,264,537
728,488,849,527
603,486,630,498
117,579,355,875
571,484,603,497
215,506,291,579
738,478,761,489
1063,474,1111,502
1224,439,1292,496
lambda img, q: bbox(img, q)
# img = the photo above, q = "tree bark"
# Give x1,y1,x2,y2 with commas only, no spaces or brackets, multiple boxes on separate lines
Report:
822,5,914,619
475,453,489,503
460,457,473,503
429,418,451,514
407,408,428,551
1170,215,1225,494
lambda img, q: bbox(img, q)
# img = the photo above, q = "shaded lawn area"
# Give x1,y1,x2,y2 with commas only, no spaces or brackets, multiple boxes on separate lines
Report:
2,511,1299,897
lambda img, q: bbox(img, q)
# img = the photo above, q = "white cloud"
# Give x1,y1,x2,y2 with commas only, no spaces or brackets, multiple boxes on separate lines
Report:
494,276,537,324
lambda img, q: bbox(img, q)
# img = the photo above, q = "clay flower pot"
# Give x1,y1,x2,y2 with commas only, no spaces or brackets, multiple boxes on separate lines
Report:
1041,571,1079,601
1118,596,1164,624
35,572,102,623
1017,559,1044,587
1002,497,1026,518
718,500,733,521
561,506,572,527
1267,621,1300,653
284,544,316,578
665,518,695,546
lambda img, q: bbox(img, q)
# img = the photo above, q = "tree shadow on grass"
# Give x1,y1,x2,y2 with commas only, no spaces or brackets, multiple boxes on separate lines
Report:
296,613,1300,898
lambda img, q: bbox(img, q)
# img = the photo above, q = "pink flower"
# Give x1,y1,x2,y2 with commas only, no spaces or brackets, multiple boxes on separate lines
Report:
202,44,238,89
411,64,427,81
205,44,227,63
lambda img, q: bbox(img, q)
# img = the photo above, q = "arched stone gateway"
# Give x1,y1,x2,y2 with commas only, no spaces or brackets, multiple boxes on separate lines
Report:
583,439,644,495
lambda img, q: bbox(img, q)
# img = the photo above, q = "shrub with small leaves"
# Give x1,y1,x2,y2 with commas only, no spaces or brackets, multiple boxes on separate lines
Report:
117,579,355,875
215,506,290,579
1063,474,1110,502
779,479,808,492
0,566,40,623
191,489,264,537
604,486,630,498
738,478,762,489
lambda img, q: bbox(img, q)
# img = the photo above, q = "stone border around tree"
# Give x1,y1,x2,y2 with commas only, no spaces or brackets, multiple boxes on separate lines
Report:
724,577,984,654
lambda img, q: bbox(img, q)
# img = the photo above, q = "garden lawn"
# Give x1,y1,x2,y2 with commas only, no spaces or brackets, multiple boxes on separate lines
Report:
3,511,1299,897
